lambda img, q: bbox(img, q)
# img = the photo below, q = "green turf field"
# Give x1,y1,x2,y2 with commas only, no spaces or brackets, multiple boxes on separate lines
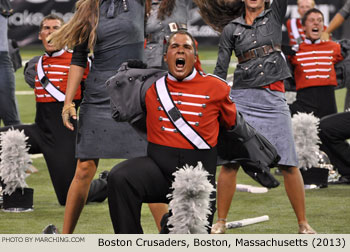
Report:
0,45,349,234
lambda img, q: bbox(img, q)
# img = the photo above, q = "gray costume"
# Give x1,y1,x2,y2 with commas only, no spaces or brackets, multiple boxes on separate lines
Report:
338,0,350,110
214,0,298,167
144,0,192,69
71,0,147,159
0,15,20,126
214,0,291,88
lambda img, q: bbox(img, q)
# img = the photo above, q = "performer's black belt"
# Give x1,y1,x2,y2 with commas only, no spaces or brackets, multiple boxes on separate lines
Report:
237,44,281,64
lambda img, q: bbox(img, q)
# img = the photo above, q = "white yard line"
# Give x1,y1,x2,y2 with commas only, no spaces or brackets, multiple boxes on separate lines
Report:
15,91,34,95
30,154,44,159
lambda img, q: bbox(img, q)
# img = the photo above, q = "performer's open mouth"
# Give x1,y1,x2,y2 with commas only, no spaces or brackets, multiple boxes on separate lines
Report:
176,58,185,69
311,27,320,36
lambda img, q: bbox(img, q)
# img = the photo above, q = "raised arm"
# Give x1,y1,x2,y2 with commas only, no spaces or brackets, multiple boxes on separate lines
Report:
214,24,235,80
321,0,350,41
272,0,288,24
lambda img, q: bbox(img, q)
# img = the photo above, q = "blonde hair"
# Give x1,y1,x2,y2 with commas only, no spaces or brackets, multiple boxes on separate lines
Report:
48,0,100,51
297,0,315,8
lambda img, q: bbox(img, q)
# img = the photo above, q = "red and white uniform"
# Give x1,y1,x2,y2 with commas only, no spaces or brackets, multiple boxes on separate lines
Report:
7,49,90,205
34,49,89,103
287,18,306,45
145,69,237,149
286,18,329,45
290,39,344,91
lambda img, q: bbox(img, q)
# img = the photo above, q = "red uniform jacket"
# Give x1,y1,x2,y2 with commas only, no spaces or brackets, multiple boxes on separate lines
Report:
34,49,89,103
290,39,344,91
145,69,237,149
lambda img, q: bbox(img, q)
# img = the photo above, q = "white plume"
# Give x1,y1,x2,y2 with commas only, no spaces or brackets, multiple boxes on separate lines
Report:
0,128,32,195
292,112,320,169
167,162,215,234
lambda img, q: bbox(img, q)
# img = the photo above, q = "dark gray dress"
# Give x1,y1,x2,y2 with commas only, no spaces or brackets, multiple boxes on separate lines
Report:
72,0,147,159
339,0,350,110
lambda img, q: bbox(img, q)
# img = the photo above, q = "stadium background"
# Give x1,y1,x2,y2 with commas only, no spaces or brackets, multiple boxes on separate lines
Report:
8,0,350,47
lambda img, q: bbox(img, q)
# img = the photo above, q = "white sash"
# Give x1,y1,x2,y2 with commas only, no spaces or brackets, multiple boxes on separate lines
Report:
37,56,65,102
291,18,303,44
155,76,211,150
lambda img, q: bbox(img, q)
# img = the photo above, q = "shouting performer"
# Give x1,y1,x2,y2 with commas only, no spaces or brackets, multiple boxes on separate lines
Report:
289,8,344,119
286,0,315,45
144,0,204,231
107,30,238,233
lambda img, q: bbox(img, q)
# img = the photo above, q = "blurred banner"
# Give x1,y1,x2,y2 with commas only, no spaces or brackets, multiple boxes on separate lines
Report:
8,0,74,46
6,0,349,47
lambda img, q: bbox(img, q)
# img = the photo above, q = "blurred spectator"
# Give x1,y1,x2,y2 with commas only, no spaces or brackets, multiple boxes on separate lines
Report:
0,1,20,126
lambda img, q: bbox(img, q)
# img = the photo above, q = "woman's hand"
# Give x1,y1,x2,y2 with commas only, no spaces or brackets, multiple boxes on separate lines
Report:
62,102,77,131
320,31,330,41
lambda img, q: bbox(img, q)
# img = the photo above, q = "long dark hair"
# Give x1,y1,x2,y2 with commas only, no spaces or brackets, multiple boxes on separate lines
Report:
145,0,176,20
194,0,271,33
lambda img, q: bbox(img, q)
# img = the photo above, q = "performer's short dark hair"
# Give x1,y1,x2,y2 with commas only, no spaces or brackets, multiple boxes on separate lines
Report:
302,8,324,26
165,30,197,56
39,14,64,32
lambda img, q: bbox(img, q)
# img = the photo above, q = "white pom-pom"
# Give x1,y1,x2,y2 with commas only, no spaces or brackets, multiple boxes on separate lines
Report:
0,128,32,195
292,112,320,169
167,162,215,234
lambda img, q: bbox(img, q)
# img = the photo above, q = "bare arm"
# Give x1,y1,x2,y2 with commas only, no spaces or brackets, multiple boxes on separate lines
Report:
65,65,84,106
321,13,345,41
62,65,85,131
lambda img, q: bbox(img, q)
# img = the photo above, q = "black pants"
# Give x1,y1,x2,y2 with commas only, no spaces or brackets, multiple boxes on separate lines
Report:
107,143,217,234
290,85,337,119
0,102,107,205
319,112,350,177
0,102,77,205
